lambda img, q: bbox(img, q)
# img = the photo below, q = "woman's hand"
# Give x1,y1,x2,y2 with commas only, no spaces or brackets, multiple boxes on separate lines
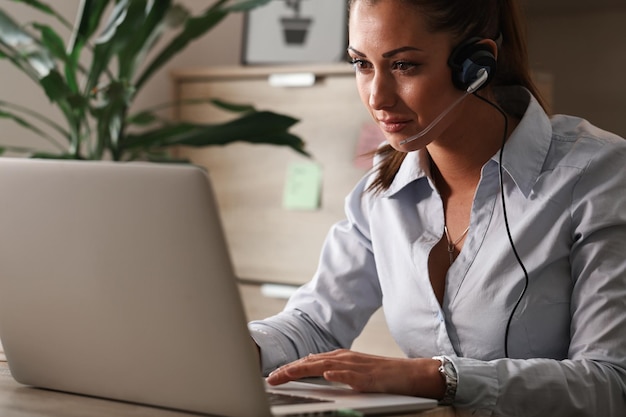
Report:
266,349,445,400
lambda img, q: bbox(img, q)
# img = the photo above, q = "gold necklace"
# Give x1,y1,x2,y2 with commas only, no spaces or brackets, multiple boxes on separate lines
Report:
444,225,470,265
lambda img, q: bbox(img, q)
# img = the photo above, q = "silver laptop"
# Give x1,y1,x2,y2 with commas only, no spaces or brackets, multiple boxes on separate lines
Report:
0,158,436,417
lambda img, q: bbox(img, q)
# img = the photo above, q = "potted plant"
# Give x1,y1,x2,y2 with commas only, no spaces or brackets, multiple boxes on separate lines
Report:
0,0,309,162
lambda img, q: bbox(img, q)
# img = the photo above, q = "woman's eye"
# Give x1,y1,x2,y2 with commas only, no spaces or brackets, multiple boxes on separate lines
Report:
393,61,419,72
350,58,372,72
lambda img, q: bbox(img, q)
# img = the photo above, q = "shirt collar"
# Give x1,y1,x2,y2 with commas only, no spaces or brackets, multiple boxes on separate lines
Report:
377,86,552,199
377,149,431,198
491,86,552,197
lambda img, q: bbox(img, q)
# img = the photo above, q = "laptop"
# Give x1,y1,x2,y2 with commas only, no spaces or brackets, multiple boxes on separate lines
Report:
0,158,437,417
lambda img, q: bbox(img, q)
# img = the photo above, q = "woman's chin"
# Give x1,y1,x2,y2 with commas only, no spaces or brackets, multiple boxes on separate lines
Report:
389,136,431,153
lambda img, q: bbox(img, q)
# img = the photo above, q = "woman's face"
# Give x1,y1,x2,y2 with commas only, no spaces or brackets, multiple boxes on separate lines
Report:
348,1,463,152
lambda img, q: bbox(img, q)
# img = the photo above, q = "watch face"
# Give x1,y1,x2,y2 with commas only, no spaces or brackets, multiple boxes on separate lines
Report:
443,361,457,377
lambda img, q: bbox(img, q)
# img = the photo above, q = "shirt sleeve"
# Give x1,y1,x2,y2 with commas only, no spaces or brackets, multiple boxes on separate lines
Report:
453,357,626,416
249,175,383,375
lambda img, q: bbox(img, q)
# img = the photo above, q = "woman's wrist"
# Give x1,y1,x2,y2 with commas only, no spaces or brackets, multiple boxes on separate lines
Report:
409,358,447,400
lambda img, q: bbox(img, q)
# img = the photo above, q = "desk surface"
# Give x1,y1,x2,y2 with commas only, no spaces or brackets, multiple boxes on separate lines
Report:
0,361,461,417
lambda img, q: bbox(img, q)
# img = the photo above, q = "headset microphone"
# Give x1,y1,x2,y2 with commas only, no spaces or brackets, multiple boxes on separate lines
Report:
399,68,489,146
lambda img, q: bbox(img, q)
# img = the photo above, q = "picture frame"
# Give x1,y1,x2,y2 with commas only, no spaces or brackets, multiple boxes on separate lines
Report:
242,0,348,65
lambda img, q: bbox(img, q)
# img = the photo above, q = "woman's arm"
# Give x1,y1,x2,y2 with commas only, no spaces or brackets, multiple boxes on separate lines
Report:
249,176,384,375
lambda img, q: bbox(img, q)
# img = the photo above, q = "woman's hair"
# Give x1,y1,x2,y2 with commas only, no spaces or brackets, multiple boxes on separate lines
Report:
348,0,548,193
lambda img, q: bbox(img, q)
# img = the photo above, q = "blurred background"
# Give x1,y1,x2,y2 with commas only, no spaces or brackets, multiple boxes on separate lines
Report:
1,0,624,149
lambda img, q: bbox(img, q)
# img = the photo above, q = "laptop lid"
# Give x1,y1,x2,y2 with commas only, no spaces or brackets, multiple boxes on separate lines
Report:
0,158,436,417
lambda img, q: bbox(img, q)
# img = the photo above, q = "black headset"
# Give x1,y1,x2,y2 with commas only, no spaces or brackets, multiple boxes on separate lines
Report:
448,37,497,91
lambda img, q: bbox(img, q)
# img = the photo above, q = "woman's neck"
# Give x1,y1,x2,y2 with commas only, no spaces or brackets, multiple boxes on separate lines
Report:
426,93,515,196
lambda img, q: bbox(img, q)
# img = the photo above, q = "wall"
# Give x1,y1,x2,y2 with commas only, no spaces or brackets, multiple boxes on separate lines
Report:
526,7,626,137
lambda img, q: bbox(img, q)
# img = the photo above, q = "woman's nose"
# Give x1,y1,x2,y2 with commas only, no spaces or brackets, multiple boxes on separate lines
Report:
368,72,396,110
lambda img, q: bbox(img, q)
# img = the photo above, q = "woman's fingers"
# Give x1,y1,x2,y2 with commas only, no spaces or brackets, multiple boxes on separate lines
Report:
267,349,395,387
266,352,346,385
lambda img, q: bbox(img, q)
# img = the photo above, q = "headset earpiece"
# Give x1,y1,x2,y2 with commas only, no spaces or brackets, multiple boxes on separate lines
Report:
448,37,497,92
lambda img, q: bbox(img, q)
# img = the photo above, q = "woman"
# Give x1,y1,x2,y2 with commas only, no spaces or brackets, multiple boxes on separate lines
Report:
249,1,626,415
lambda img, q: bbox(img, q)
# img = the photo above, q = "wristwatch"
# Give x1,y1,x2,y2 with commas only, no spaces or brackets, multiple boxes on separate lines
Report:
432,355,458,405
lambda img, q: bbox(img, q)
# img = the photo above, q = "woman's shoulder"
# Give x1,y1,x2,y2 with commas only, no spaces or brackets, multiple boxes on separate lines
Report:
550,114,624,144
547,115,626,170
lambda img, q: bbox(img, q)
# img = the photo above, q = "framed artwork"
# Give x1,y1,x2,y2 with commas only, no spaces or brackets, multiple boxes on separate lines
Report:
242,0,348,65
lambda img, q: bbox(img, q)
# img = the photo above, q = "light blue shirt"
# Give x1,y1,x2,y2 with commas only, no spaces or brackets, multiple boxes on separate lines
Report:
249,87,626,416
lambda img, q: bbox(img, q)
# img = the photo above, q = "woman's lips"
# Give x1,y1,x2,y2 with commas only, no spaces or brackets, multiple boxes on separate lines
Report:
378,119,411,133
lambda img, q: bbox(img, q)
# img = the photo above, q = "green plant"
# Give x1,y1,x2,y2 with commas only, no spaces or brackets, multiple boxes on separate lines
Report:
0,0,308,161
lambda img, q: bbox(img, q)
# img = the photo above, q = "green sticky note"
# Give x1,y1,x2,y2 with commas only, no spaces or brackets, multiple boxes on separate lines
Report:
283,162,322,210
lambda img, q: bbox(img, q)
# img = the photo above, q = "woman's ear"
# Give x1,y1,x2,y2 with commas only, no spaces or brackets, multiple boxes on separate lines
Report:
477,38,499,61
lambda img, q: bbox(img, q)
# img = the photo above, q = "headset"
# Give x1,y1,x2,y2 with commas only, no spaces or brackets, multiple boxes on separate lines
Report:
448,37,497,92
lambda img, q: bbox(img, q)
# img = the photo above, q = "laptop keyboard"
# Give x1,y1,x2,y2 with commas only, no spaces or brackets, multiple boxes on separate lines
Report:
267,391,332,406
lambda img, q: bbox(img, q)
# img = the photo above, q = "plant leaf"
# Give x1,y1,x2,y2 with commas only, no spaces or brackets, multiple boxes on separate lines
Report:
66,0,111,92
86,0,132,91
126,97,257,128
0,99,70,138
135,0,231,89
126,110,160,127
0,108,66,150
39,69,73,104
122,111,308,156
38,70,88,153
0,144,40,155
32,22,67,62
132,98,257,120
0,9,56,78
117,0,174,81
30,152,82,159
209,98,257,113
67,0,110,56
90,79,134,159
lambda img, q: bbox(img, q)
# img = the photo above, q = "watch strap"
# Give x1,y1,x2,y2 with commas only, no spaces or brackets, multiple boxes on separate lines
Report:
433,355,458,405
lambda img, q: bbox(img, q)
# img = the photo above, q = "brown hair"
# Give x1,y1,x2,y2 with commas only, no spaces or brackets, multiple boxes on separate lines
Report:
349,0,548,193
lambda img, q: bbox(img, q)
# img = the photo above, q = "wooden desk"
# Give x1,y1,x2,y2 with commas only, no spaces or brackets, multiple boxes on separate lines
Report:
0,361,459,417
